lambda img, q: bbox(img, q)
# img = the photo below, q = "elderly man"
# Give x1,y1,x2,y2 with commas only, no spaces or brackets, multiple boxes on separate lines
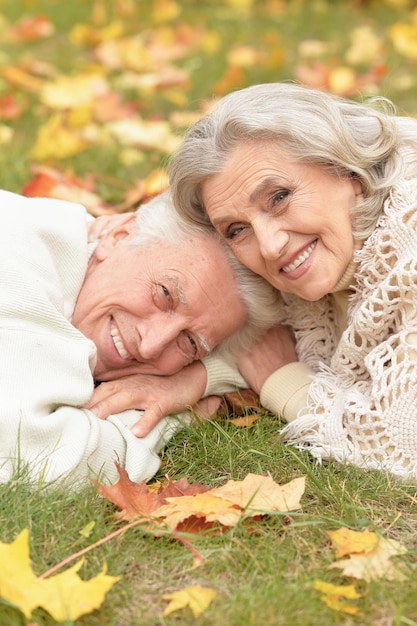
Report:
0,189,279,488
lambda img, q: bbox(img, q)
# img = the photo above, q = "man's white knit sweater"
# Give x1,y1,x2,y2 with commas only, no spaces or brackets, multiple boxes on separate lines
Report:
204,179,417,480
0,190,182,487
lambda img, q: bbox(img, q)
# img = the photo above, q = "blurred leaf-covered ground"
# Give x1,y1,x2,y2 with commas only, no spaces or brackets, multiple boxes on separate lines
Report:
1,0,417,212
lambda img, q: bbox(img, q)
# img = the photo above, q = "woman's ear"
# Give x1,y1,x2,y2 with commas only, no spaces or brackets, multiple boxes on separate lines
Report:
94,212,137,261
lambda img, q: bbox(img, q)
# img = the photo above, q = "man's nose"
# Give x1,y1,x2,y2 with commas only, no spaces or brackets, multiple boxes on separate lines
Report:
138,318,182,360
253,217,288,261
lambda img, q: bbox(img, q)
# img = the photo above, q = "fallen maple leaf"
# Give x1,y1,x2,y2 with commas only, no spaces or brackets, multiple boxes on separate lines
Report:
22,165,113,216
329,535,407,582
7,15,54,42
154,492,242,529
0,529,119,621
163,584,216,618
327,527,379,558
96,463,209,520
210,473,305,515
314,580,362,616
97,470,306,534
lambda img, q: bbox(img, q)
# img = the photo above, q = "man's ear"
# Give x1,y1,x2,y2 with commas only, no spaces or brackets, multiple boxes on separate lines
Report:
94,212,137,261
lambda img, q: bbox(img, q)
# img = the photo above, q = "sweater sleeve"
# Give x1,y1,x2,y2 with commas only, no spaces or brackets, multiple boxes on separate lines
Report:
260,362,313,422
202,352,248,396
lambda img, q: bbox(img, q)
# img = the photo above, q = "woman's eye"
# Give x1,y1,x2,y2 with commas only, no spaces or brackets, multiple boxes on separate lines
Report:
272,189,290,204
225,224,245,240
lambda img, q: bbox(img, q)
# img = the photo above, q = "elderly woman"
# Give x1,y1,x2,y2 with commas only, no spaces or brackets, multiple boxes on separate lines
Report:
161,82,417,480
0,188,281,487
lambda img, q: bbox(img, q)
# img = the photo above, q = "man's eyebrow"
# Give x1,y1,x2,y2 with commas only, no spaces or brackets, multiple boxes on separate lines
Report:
249,176,282,204
197,332,211,355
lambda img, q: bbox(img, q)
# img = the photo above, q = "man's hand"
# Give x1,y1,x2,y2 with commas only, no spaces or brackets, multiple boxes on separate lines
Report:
83,361,210,437
237,325,298,394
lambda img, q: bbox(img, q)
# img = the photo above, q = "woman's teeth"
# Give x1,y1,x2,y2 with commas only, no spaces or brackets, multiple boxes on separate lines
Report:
282,241,317,273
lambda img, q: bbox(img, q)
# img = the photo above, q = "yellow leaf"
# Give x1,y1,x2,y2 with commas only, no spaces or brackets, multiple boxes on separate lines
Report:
327,528,379,558
0,529,120,620
314,580,362,616
163,584,216,617
31,114,90,160
79,521,96,538
210,473,305,515
345,26,384,66
329,536,407,582
40,75,107,110
107,118,181,153
39,559,120,622
389,22,417,60
227,45,259,68
328,67,356,95
0,529,42,618
155,492,242,528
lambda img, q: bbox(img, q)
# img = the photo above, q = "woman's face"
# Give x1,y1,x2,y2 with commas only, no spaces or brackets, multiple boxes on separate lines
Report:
201,140,363,301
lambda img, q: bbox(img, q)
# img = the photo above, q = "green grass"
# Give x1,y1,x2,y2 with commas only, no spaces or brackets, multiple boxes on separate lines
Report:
1,412,417,625
2,0,417,624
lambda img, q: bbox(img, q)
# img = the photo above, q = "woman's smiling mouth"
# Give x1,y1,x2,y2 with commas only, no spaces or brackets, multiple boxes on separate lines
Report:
281,240,317,273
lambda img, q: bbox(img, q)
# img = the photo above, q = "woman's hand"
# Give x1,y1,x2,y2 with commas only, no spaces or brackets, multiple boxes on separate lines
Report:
83,361,212,437
237,325,298,394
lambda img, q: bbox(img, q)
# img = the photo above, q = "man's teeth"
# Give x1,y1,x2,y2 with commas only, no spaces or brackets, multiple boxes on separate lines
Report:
110,325,130,359
282,241,317,273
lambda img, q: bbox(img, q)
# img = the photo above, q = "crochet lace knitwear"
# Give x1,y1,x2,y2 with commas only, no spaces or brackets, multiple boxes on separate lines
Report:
281,178,417,479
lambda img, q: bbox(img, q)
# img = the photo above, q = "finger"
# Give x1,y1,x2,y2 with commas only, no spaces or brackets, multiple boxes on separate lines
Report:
87,390,143,419
131,405,166,437
191,396,222,420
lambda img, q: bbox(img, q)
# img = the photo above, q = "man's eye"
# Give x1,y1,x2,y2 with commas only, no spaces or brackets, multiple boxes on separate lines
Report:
178,332,198,359
162,285,170,298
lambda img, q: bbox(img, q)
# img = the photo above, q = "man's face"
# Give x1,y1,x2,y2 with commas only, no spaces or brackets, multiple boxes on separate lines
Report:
72,214,246,380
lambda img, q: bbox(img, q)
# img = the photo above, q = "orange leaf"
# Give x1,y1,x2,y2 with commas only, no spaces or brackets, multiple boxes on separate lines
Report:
96,463,209,520
7,15,54,42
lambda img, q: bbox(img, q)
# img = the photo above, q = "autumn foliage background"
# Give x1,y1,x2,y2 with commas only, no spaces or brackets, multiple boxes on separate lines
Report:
2,0,417,625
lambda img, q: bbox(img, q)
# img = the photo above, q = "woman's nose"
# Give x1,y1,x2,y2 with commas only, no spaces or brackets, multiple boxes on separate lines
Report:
253,217,288,261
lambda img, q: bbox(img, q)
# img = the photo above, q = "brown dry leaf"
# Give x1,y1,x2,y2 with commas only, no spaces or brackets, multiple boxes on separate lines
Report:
210,473,305,515
96,463,209,521
228,414,260,428
163,584,216,618
314,580,362,616
327,527,379,558
329,536,407,582
220,388,260,416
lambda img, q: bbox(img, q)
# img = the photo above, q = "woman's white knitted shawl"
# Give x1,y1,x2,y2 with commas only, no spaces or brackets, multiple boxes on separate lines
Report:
282,178,417,479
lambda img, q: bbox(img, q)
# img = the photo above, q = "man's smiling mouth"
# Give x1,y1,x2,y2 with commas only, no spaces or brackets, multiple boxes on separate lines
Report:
282,240,317,273
110,321,132,360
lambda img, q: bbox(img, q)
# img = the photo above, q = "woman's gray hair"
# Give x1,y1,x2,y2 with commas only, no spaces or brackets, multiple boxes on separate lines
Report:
129,190,284,356
169,81,417,240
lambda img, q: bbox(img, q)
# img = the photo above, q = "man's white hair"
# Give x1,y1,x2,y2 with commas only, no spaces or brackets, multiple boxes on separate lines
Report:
129,190,284,356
